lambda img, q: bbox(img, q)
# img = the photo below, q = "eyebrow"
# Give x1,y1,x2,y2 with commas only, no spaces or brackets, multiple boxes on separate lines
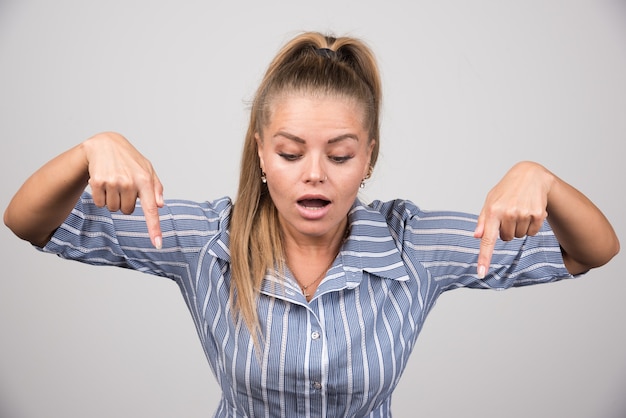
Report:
273,131,360,144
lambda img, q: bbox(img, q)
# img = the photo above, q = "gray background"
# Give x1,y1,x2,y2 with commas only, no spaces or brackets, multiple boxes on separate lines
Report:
1,1,625,417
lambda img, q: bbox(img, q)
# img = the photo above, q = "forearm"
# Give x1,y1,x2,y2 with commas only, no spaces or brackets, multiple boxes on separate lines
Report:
546,173,619,275
4,142,90,247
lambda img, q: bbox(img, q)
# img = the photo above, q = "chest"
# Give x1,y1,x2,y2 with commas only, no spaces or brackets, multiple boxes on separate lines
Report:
196,267,430,416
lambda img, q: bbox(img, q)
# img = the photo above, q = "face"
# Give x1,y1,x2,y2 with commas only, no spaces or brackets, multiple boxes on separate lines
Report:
256,94,375,245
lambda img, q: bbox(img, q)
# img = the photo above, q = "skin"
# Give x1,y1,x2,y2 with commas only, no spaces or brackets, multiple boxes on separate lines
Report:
3,95,620,291
255,95,375,294
3,133,164,249
474,161,619,277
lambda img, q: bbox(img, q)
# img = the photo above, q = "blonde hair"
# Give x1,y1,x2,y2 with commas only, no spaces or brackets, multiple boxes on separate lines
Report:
229,31,382,337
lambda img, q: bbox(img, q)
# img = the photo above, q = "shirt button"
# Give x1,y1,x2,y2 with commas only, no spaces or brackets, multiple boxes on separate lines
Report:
311,331,320,340
312,381,322,390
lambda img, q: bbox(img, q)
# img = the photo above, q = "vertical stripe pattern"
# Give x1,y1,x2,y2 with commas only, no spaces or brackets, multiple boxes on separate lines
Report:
42,193,575,417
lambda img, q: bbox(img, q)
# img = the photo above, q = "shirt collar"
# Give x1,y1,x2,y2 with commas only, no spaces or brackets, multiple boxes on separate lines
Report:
339,198,410,287
205,209,231,263
205,198,411,299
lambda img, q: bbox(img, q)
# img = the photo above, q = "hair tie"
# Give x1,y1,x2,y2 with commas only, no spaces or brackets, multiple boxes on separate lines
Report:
315,47,337,60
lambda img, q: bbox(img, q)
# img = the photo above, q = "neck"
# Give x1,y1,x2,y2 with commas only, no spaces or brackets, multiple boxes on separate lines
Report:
281,219,349,301
281,218,349,260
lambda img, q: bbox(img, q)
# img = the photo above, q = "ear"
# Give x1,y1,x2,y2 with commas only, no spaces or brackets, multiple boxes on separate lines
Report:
255,132,265,171
364,139,376,177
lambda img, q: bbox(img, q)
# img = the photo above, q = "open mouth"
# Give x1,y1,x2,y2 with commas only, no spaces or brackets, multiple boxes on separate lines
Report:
298,198,330,209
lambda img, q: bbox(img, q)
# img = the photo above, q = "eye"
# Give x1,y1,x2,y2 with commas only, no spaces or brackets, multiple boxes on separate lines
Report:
278,152,301,161
329,155,353,164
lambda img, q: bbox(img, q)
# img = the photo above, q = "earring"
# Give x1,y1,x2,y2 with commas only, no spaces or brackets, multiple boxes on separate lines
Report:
261,171,267,184
360,166,373,188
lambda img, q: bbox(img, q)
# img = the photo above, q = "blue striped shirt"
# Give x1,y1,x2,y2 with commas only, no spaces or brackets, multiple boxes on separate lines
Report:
42,193,573,417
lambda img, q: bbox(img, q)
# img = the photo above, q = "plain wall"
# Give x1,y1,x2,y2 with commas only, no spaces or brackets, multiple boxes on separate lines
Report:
1,1,625,417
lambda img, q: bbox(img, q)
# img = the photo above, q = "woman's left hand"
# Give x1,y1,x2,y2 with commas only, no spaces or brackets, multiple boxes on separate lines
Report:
473,161,553,278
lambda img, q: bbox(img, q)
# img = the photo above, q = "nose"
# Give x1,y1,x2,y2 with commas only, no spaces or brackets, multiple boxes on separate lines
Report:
304,156,327,184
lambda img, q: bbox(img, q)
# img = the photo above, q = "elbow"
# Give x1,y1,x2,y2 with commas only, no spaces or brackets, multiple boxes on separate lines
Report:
589,233,620,270
563,233,620,275
585,217,621,270
602,229,621,266
3,205,16,236
3,204,50,248
609,233,621,263
590,233,620,271
4,206,25,243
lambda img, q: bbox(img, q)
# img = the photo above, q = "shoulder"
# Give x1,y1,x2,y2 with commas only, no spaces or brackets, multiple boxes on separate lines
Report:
366,198,422,219
356,198,479,237
160,196,233,220
156,196,234,241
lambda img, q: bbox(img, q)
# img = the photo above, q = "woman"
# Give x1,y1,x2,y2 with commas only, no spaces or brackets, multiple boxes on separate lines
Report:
4,32,619,417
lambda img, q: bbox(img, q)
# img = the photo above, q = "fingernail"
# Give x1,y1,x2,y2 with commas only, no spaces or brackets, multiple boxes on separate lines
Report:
477,265,486,279
154,236,162,250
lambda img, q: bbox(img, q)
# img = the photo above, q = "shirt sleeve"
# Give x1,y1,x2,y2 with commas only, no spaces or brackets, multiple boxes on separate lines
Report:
40,192,231,281
394,200,576,292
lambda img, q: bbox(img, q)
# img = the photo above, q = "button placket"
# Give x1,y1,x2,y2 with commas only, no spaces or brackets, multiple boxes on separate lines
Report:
311,331,322,391
305,312,326,407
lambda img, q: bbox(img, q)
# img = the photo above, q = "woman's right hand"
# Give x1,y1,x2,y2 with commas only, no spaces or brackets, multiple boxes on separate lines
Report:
4,132,164,249
84,132,164,248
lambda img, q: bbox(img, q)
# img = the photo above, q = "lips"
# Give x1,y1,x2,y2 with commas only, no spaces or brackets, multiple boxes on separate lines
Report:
298,198,330,209
296,195,332,220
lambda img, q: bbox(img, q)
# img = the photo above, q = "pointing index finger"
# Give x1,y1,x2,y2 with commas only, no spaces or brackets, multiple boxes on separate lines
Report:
139,183,163,250
474,213,499,279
